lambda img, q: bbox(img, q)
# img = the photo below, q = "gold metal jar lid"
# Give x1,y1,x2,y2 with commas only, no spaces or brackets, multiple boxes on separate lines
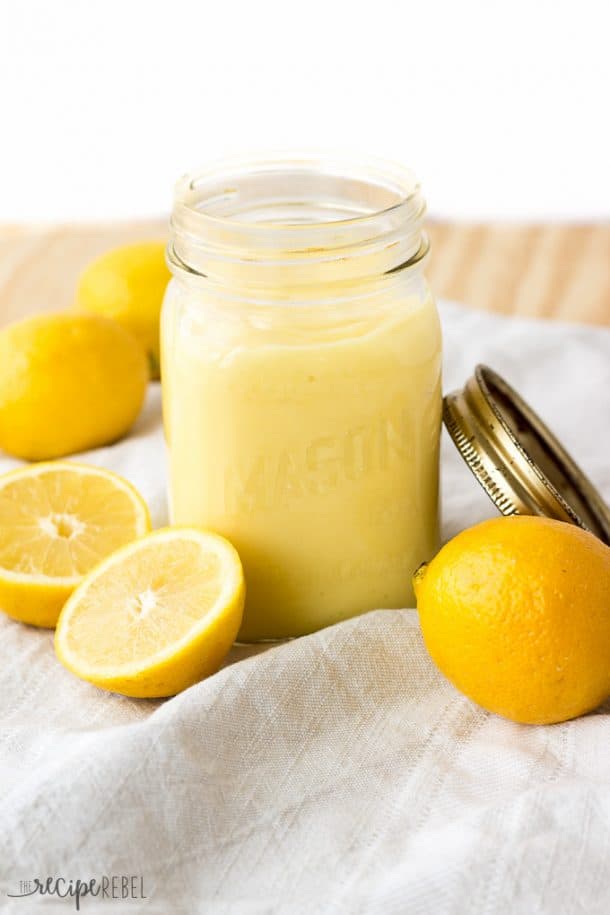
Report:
443,365,610,545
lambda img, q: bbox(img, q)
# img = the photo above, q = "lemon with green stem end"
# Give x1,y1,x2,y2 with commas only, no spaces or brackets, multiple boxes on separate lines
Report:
76,240,170,379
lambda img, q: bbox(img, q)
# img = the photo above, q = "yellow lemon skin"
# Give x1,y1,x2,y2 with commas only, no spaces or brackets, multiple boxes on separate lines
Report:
76,241,170,378
0,577,72,630
0,313,148,461
414,516,610,725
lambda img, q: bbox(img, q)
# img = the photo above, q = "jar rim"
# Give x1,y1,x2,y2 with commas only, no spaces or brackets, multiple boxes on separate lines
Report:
168,153,427,286
173,152,422,232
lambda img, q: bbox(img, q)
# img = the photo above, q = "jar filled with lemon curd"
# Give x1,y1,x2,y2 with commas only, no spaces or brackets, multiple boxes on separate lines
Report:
161,155,442,641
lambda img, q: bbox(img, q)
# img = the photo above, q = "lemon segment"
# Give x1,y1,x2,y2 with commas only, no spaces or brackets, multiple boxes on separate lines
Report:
55,528,245,698
0,462,151,627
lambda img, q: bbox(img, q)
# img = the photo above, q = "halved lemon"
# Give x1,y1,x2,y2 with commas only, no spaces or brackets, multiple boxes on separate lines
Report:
55,528,245,697
0,461,151,627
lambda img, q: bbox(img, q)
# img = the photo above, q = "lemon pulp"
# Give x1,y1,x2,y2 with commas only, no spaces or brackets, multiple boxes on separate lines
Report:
0,461,150,626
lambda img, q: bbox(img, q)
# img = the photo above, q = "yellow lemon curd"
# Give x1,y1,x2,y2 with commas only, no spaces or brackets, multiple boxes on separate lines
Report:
162,156,442,640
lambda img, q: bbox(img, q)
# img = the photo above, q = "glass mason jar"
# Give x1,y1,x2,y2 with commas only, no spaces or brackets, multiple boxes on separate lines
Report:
161,155,442,641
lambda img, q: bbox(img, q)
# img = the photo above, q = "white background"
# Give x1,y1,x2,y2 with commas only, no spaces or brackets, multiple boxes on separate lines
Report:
1,0,609,222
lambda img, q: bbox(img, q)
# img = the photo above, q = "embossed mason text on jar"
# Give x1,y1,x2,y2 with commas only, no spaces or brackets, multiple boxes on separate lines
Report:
161,155,442,640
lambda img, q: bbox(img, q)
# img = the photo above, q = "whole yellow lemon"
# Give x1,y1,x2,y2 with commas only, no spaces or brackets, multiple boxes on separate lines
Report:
76,240,170,379
414,515,610,725
0,313,148,460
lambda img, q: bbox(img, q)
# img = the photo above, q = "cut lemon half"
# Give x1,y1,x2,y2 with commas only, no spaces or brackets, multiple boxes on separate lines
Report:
55,528,245,698
0,461,151,627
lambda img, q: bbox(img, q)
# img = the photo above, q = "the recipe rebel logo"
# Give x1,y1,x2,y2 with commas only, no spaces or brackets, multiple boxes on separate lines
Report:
7,874,147,910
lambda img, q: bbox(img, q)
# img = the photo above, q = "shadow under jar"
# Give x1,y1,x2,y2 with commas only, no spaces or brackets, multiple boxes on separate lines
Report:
161,154,442,641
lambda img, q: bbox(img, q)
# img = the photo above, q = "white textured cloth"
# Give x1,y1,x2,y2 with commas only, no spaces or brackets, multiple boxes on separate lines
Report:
0,302,609,915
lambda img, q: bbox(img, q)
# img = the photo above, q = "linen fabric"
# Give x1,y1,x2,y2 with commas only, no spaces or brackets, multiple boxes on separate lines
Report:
0,302,609,914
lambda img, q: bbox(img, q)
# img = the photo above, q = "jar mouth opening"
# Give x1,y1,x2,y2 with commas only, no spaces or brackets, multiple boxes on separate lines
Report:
174,153,422,232
169,153,427,285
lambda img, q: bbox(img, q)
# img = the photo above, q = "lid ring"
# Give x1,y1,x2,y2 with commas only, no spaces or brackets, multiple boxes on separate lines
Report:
443,364,610,545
